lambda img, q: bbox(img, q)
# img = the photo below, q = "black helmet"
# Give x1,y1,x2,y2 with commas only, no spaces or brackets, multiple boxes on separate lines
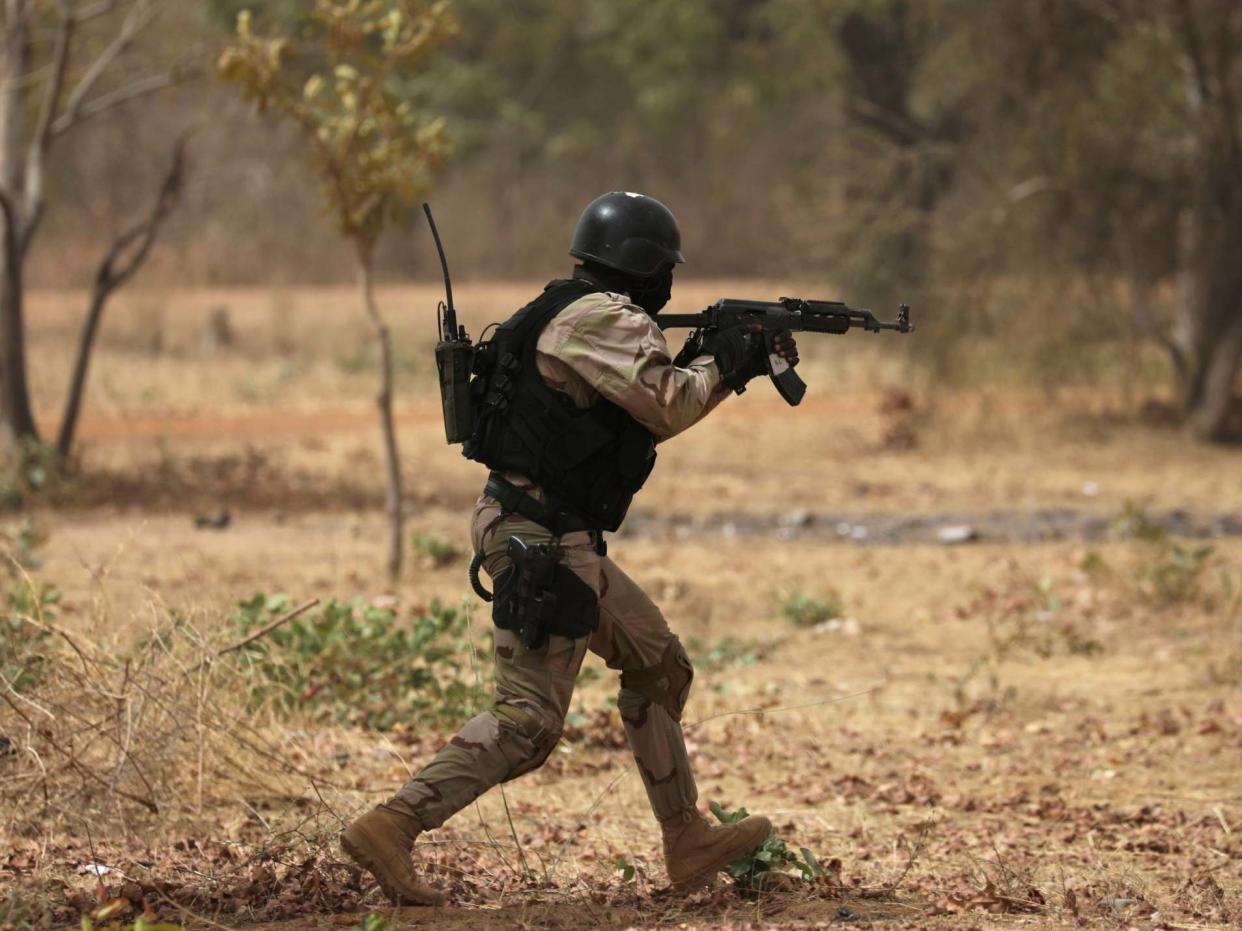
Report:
568,192,685,277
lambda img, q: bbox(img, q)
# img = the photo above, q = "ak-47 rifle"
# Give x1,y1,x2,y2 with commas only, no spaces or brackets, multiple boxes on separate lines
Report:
657,298,914,406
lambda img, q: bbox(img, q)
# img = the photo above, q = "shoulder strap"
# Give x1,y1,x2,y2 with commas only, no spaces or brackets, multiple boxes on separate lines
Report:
500,278,596,341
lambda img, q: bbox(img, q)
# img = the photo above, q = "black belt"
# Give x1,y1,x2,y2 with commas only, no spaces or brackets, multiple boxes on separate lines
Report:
484,472,605,549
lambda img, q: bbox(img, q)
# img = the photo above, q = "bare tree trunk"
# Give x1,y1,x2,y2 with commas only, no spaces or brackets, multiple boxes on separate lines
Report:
1186,313,1242,440
1176,178,1242,440
0,0,39,452
357,246,404,581
1169,0,1242,441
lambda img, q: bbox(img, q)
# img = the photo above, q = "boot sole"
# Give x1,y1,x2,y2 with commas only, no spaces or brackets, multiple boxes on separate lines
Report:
340,831,445,906
670,821,770,892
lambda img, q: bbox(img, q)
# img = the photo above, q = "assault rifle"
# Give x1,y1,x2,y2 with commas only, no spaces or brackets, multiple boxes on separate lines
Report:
657,298,914,406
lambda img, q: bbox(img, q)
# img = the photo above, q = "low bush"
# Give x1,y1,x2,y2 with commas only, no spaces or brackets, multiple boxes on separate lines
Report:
685,635,782,672
0,521,59,693
1,581,58,693
709,801,824,888
412,531,463,568
778,589,845,627
233,593,489,731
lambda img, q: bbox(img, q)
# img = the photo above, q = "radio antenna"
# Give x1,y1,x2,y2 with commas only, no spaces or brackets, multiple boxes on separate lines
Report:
422,202,457,340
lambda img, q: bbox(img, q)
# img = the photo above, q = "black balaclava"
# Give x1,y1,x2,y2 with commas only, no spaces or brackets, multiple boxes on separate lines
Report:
574,260,674,316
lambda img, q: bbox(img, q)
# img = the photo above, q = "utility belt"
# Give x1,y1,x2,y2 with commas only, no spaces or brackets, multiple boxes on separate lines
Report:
469,473,603,650
482,473,607,552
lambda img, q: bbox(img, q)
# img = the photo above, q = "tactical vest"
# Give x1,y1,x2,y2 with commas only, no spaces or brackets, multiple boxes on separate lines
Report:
464,279,657,532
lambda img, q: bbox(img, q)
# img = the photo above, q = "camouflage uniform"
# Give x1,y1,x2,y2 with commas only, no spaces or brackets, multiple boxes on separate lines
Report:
387,290,727,827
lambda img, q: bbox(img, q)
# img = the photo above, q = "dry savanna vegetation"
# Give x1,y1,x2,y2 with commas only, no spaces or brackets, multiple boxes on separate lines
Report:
0,283,1239,931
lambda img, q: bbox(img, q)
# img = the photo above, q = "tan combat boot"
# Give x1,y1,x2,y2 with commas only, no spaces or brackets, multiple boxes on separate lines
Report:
661,806,772,891
340,805,445,906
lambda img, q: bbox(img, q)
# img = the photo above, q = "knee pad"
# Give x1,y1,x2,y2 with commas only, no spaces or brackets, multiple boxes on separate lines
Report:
620,637,694,722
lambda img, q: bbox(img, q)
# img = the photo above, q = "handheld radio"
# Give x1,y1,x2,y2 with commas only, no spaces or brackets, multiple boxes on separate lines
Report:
423,203,475,444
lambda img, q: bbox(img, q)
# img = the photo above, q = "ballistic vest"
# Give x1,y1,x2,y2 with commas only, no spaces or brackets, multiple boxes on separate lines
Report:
464,279,657,531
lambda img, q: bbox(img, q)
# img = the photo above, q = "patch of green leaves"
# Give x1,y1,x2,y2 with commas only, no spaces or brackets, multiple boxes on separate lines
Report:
233,593,488,731
685,636,782,673
348,914,391,931
709,801,822,887
1112,501,1167,543
1,582,58,693
0,442,77,510
412,531,462,568
778,589,844,627
1136,541,1214,607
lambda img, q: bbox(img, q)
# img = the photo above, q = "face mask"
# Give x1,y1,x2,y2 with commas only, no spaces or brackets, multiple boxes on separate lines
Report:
631,267,673,316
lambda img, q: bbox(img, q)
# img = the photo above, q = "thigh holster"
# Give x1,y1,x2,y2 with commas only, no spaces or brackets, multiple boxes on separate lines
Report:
492,536,598,649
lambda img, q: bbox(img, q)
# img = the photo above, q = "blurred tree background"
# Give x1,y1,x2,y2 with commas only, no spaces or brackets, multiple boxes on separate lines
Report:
18,0,1242,439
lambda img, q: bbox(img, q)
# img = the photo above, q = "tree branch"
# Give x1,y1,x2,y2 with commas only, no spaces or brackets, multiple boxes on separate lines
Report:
1210,5,1242,181
1172,0,1213,105
55,133,188,459
99,132,187,291
53,0,161,136
75,0,122,24
51,64,190,137
22,0,75,252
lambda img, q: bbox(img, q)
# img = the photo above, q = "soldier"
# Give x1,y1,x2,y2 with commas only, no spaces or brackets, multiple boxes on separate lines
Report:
341,192,799,904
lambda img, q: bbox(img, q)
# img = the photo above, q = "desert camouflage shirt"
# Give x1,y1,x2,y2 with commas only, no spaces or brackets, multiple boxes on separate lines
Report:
496,289,729,502
536,290,728,438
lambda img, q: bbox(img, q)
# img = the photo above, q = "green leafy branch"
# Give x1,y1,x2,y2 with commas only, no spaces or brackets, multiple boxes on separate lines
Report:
709,801,825,888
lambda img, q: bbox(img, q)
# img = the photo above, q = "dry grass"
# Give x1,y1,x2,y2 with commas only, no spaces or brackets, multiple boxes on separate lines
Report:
2,283,1240,929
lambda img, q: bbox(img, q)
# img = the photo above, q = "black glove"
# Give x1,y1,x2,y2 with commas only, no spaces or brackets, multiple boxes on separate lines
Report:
672,330,705,368
702,327,768,392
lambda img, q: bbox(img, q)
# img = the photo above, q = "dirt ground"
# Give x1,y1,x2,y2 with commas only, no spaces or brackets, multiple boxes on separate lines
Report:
2,284,1240,930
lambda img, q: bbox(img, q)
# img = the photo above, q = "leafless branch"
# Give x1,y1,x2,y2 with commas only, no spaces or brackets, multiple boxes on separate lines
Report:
51,64,192,137
1172,0,1213,106
55,132,190,458
846,96,934,148
32,2,74,153
75,0,122,23
54,0,161,135
189,598,320,673
21,0,75,248
94,130,187,291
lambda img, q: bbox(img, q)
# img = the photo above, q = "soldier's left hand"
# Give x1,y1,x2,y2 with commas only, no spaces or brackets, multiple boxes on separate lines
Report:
772,330,799,367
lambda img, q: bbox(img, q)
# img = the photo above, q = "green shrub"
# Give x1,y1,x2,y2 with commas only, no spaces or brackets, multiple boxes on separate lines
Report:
710,801,823,887
778,589,845,627
233,593,488,731
349,915,391,931
1136,541,1214,607
412,532,462,568
1,580,58,693
685,636,782,672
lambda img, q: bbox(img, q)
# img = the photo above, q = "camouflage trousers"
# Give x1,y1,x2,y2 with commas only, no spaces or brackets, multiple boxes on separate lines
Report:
389,497,697,826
